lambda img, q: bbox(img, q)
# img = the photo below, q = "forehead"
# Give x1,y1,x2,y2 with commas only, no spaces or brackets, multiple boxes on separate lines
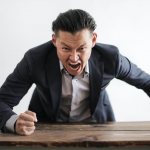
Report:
56,29,92,42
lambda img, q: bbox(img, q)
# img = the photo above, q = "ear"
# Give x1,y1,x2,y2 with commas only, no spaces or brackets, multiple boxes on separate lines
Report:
92,32,97,47
52,34,56,46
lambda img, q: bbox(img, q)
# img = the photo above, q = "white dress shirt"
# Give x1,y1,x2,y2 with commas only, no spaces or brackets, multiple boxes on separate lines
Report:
58,61,91,122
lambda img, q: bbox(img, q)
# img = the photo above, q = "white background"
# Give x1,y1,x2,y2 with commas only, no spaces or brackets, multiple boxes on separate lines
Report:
0,0,150,121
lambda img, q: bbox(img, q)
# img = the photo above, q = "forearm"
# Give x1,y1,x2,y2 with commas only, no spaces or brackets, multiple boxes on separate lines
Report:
0,52,33,130
4,114,19,133
116,54,150,96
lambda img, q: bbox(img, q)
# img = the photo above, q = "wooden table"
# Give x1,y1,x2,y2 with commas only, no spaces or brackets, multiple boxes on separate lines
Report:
0,122,150,150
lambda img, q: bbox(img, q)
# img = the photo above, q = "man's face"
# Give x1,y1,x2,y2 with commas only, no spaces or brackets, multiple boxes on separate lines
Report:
52,29,97,76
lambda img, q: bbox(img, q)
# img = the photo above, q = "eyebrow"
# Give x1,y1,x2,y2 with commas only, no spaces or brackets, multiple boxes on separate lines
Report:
60,42,87,48
61,42,71,48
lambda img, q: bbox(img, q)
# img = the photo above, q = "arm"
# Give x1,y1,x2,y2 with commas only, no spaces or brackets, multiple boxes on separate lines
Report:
0,51,33,130
116,54,150,97
4,110,37,135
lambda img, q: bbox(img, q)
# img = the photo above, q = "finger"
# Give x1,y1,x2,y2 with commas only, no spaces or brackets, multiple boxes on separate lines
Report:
19,113,34,122
25,111,37,122
15,119,35,135
19,112,36,122
16,119,35,127
19,126,36,136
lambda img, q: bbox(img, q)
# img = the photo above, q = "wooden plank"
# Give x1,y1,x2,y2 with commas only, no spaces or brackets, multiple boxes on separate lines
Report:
36,121,150,131
0,122,150,147
0,146,150,150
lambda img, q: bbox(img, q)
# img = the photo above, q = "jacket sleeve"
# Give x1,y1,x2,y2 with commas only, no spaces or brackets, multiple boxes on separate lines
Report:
0,51,33,130
115,53,150,97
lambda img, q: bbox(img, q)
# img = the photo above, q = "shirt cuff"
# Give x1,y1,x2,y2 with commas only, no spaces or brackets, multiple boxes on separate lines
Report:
5,114,19,133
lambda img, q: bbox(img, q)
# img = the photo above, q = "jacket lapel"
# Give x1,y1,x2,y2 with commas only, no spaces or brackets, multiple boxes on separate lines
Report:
46,45,62,120
89,50,104,114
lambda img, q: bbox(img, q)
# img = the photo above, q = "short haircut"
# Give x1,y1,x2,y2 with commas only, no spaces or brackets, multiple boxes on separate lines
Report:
52,9,96,34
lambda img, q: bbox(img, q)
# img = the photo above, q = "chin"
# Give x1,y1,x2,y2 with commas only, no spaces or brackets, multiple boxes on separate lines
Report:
66,66,83,76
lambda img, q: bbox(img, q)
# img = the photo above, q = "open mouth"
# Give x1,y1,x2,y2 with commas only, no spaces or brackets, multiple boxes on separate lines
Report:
69,63,81,70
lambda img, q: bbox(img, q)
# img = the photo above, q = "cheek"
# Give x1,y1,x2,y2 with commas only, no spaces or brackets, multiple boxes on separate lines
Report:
81,51,91,62
57,51,68,62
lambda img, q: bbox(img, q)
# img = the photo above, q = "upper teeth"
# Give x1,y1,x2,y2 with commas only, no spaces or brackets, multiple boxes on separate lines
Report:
69,63,80,68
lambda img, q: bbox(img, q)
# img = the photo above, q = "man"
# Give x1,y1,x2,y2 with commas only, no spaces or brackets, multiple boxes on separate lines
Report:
0,9,150,136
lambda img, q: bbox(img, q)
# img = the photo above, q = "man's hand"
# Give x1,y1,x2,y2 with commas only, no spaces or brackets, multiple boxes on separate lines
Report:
15,110,37,135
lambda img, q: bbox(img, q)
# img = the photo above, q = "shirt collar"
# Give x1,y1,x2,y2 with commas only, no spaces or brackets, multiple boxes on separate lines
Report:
59,61,89,77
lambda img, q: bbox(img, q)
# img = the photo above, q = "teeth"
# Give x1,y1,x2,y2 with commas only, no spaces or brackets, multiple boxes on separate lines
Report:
69,63,80,69
70,62,79,65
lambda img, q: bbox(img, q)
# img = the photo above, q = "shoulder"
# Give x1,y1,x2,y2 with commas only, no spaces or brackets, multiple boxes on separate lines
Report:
91,43,120,62
23,41,56,64
91,44,120,77
25,41,55,58
91,43,120,67
93,43,119,55
20,41,57,71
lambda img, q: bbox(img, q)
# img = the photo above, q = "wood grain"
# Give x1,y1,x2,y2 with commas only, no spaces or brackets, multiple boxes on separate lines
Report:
0,122,150,147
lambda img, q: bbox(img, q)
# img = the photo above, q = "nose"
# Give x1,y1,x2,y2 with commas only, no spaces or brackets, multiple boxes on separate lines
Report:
69,50,79,62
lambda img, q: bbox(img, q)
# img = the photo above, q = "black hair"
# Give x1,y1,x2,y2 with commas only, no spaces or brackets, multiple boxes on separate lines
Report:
52,9,96,34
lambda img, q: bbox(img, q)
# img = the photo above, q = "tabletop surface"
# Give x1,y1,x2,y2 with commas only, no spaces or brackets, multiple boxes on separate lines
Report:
0,121,150,147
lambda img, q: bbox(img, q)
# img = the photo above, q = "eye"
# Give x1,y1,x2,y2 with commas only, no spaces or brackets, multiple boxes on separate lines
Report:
78,47,86,52
62,47,70,51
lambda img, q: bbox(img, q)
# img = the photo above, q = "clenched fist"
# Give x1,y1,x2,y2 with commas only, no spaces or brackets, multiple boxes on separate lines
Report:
15,110,37,135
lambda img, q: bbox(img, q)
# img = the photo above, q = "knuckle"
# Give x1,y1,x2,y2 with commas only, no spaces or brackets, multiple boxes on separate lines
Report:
31,126,35,130
20,113,24,117
16,125,35,136
16,120,24,126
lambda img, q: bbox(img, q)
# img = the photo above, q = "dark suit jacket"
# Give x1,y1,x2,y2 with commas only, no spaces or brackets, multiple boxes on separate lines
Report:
0,41,150,129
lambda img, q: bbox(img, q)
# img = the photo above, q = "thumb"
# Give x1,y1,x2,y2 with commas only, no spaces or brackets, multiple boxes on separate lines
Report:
25,110,38,122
